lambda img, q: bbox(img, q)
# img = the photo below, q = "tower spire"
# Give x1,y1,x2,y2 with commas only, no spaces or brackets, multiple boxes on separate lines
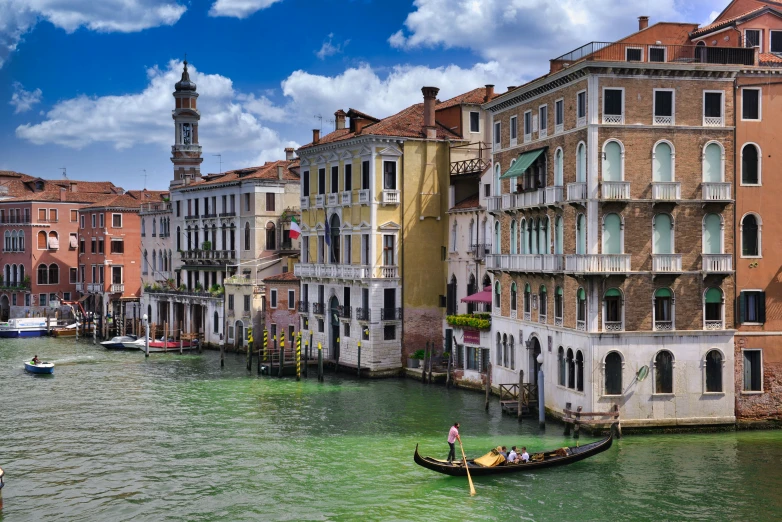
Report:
171,56,202,187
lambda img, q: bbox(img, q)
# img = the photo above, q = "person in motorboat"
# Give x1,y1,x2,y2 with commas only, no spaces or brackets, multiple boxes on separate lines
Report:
31,355,40,365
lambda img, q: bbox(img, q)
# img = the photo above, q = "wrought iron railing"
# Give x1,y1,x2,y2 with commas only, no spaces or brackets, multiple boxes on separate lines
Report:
356,307,370,321
553,41,755,66
381,307,402,320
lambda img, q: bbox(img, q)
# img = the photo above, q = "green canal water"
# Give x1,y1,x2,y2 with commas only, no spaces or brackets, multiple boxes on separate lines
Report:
2,338,782,521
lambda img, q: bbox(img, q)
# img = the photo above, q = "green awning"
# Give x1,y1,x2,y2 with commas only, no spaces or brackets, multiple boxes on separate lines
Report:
655,288,672,298
605,288,621,297
500,147,547,179
705,288,722,303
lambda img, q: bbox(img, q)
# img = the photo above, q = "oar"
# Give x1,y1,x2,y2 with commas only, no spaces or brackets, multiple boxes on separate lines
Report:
458,439,476,496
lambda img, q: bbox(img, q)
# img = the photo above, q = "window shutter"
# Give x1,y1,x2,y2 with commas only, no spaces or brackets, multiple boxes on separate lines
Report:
743,351,752,391
738,292,746,324
759,292,766,323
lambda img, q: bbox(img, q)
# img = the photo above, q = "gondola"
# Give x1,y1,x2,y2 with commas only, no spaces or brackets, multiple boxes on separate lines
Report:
414,426,615,477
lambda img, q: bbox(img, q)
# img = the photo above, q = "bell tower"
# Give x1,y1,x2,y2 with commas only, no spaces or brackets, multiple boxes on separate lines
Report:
171,60,203,187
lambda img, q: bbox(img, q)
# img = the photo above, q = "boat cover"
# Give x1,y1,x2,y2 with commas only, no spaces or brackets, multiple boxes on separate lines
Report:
474,446,506,467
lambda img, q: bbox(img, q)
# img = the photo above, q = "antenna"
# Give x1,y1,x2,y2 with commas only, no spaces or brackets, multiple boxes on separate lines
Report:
59,167,67,179
141,169,148,189
328,118,335,130
314,114,323,132
213,154,222,174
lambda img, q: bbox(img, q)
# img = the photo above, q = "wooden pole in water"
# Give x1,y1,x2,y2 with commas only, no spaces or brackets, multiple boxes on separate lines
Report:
296,332,301,381
304,339,309,378
46,309,51,336
259,329,267,375
357,340,361,378
246,325,252,370
144,320,150,358
484,362,492,412
421,341,428,384
517,369,524,423
271,335,276,376
164,321,168,353
335,337,340,374
179,322,183,355
220,338,225,368
428,339,434,385
318,342,323,382
279,331,285,378
446,351,452,389
93,318,96,345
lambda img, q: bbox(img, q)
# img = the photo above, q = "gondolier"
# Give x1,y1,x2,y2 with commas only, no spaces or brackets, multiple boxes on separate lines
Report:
447,422,460,463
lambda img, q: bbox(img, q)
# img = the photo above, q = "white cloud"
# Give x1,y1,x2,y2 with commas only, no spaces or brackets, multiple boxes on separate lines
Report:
16,61,296,164
315,33,349,60
9,82,42,113
0,0,186,68
208,0,282,18
390,0,725,76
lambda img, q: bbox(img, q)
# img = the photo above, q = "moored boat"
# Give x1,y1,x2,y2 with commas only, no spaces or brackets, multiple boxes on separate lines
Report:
0,318,51,338
50,322,85,337
100,335,140,349
146,339,199,353
414,428,615,477
24,360,55,374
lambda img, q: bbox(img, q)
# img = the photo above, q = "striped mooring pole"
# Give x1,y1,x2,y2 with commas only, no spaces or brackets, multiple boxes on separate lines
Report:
296,332,301,381
279,331,285,378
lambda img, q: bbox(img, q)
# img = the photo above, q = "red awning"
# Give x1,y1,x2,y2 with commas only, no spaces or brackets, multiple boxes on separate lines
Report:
461,286,492,304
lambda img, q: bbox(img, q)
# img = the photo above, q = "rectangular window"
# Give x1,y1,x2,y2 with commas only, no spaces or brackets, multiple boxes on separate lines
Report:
331,166,339,193
625,47,642,61
110,239,124,254
176,201,181,217
739,291,766,324
39,293,47,307
384,324,396,340
244,294,250,312
49,209,57,222
318,319,324,333
745,29,761,49
244,193,250,212
603,89,623,117
344,323,350,338
79,238,85,254
112,214,122,228
228,294,234,310
361,234,369,265
318,168,326,195
99,214,104,228
288,289,295,309
68,232,77,249
742,88,761,121
266,193,275,211
91,265,96,283
111,266,121,284
649,47,666,62
24,208,30,223
38,208,46,222
577,91,587,120
383,161,397,190
555,99,564,126
362,160,370,190
510,115,518,141
484,184,491,197
303,171,310,196
494,121,501,146
69,268,77,284
654,89,674,125
91,238,96,254
99,265,104,283
344,164,352,191
704,91,723,120
91,213,96,227
469,111,480,132
195,199,200,216
97,238,104,254
539,105,548,133
25,293,30,306
317,236,325,263
343,234,352,264
523,112,532,138
80,214,85,229
743,350,763,392
230,195,235,213
270,289,277,308
383,235,395,266
62,292,71,301
288,325,295,345
70,209,77,222
770,30,782,53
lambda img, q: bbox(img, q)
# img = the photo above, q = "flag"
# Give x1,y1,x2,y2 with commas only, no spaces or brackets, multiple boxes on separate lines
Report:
290,216,301,240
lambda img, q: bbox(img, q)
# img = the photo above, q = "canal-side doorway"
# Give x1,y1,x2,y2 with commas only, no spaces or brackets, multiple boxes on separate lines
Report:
235,320,243,350
0,295,9,321
529,336,542,386
329,296,340,361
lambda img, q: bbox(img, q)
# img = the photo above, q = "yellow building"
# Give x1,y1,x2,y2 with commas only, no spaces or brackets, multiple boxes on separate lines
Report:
294,87,463,374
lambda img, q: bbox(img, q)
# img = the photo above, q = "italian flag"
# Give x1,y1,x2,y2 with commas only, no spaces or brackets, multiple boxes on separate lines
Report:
290,216,301,240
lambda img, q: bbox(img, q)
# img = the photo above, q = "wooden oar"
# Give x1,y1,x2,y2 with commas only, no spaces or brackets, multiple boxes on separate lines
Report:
458,440,476,496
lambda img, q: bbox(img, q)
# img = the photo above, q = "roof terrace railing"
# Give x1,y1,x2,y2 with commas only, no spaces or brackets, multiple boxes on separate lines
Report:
552,42,755,67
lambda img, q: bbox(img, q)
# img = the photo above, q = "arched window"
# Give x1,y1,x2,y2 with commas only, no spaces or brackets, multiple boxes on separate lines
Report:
555,286,564,322
494,281,501,308
143,250,148,275
510,220,517,254
11,230,17,251
509,335,515,370
576,143,586,183
605,352,622,395
510,283,517,311
152,218,157,237
604,288,623,331
577,288,586,330
741,143,760,185
653,213,673,254
539,285,547,320
567,348,575,389
741,214,760,257
558,347,566,386
602,140,623,181
213,311,219,334
451,221,458,252
576,214,586,254
152,251,156,273
496,332,503,367
520,218,527,254
18,264,24,283
530,218,538,255
526,219,533,254
11,264,17,285
654,288,674,331
18,230,24,251
524,283,531,315
47,231,58,250
494,163,502,196
141,218,146,236
3,230,9,251
37,230,47,249
654,350,674,394
494,221,501,254
705,350,723,393
537,217,547,254
37,264,48,285
159,250,164,271
49,263,59,284
602,213,622,254
176,226,181,251
576,351,584,391
555,216,563,254
468,219,474,249
266,222,277,251
703,214,722,254
244,222,251,251
653,141,673,182
160,219,165,236
703,142,724,182
3,265,9,285
704,287,723,329
554,148,564,186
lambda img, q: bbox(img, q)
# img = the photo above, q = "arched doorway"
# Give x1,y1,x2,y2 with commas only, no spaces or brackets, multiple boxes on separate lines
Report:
0,295,9,321
467,273,476,314
329,295,340,360
329,214,340,263
235,320,244,350
529,336,542,386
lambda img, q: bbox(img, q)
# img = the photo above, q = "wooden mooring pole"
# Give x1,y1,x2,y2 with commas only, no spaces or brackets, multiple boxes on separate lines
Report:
246,327,252,371
278,331,285,378
296,332,301,381
484,363,492,412
428,339,434,385
304,339,309,378
357,340,361,378
271,335,276,376
445,351,452,389
422,341,429,384
259,329,267,375
517,370,524,423
317,342,324,382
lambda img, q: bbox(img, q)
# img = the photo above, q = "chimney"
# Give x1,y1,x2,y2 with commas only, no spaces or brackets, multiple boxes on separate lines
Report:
484,84,495,102
421,86,440,139
312,129,320,144
69,182,77,192
277,165,284,180
334,110,346,130
59,187,67,202
507,86,516,92
284,147,295,161
638,16,649,30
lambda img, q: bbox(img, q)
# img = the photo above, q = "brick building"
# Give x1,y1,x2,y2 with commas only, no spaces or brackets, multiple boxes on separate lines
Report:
262,271,300,349
481,12,769,427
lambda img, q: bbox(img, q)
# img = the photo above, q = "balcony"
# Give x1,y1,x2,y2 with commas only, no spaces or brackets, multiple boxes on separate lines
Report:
523,311,531,321
75,282,84,292
185,215,198,221
564,254,630,273
110,284,124,294
567,182,587,202
702,254,732,273
381,307,403,321
298,301,309,313
315,194,325,209
87,283,103,293
545,186,565,205
510,189,545,209
487,196,502,213
202,213,217,219
382,190,400,205
555,316,563,327
171,144,202,154
356,307,370,321
702,182,731,201
654,115,674,126
294,263,371,280
181,249,236,264
378,265,399,278
552,41,755,67
703,116,724,127
487,254,564,272
341,191,351,206
471,243,490,260
576,320,586,331
312,302,325,315
219,211,236,217
652,254,682,273
654,321,673,331
338,305,352,319
300,197,310,210
604,321,623,332
602,113,624,124
358,189,370,205
327,193,339,207
601,181,630,201
140,202,172,214
539,314,547,324
705,320,724,331
450,157,489,176
652,182,681,201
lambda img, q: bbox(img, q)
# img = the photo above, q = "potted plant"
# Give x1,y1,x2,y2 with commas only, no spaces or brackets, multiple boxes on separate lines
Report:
409,349,425,369
202,241,212,251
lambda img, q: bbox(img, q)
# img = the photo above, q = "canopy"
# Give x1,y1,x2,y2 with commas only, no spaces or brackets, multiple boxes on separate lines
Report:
500,147,547,179
461,286,492,304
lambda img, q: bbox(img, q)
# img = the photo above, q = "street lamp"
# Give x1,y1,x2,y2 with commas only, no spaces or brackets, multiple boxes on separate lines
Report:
537,352,545,430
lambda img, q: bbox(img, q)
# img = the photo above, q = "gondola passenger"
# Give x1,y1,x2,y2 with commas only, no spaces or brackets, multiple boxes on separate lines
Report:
520,447,530,463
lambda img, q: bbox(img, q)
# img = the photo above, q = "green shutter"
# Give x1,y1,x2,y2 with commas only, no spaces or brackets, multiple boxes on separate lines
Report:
556,287,563,296
605,288,621,297
577,288,586,300
759,292,766,323
738,292,746,324
655,288,672,298
705,288,722,304
540,284,547,293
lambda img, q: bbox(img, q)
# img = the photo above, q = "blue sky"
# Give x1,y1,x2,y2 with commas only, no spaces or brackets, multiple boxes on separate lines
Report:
0,0,724,191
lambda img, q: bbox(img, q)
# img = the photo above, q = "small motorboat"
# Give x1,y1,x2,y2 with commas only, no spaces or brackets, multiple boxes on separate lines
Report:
0,318,51,338
146,338,199,353
24,360,55,374
50,322,83,337
100,335,140,349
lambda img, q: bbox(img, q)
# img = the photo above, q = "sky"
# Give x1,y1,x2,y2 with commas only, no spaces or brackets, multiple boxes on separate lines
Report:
0,0,726,191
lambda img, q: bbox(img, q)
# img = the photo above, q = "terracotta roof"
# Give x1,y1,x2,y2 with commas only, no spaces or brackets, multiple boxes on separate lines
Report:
0,170,122,201
263,271,300,282
346,108,380,122
436,86,500,110
181,160,300,189
691,5,767,37
450,194,481,211
299,103,462,150
759,52,782,64
125,189,169,200
81,194,147,210
3,192,114,204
